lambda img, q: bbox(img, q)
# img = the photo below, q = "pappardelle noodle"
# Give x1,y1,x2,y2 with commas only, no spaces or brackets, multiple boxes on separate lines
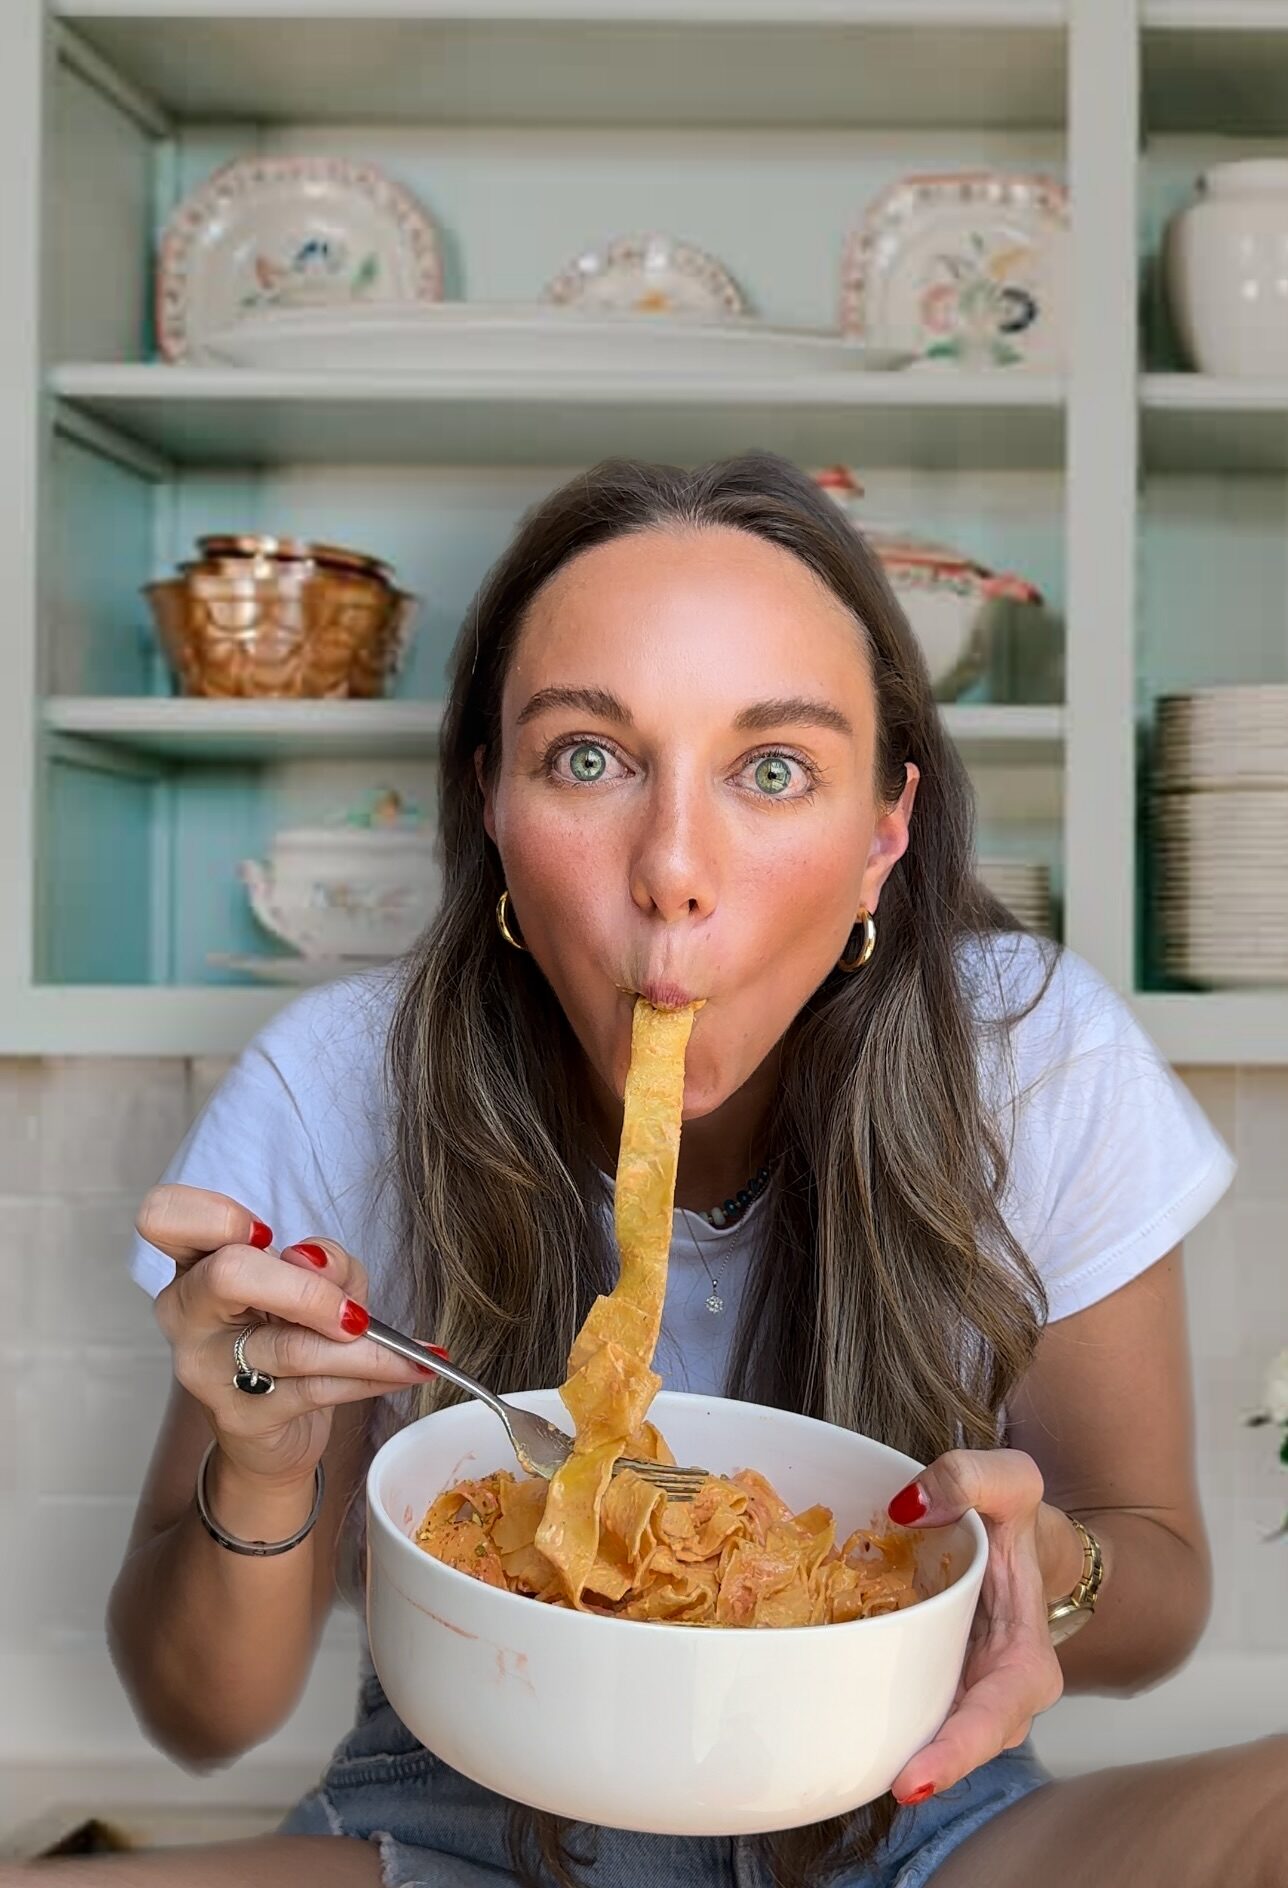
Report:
415,1000,924,1626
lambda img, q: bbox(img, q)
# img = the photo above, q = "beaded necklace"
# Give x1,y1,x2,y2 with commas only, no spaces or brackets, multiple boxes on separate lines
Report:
682,1162,773,1313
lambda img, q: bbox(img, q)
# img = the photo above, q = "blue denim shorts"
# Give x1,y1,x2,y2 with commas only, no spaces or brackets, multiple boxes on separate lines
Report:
280,1671,1052,1888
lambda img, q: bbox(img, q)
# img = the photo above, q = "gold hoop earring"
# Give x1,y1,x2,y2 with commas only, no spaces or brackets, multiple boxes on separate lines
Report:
496,889,528,953
837,907,876,973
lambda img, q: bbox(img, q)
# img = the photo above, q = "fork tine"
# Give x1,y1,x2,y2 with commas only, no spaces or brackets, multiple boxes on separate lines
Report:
615,1457,706,1478
615,1457,712,1501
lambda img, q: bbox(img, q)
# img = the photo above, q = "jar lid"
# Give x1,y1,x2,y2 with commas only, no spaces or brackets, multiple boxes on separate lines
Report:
1198,158,1288,200
195,535,394,580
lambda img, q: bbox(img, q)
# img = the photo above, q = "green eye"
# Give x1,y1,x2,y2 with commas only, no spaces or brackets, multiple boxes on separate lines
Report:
568,743,607,782
753,755,793,795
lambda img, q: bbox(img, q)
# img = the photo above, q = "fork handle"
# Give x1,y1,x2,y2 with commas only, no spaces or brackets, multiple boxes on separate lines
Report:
363,1316,508,1424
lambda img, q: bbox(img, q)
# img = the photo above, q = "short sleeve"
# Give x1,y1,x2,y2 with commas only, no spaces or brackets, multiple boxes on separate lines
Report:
974,938,1236,1322
129,970,401,1299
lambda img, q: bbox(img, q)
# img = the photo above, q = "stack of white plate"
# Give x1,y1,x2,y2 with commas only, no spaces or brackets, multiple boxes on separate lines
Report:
1153,684,1288,988
976,857,1054,935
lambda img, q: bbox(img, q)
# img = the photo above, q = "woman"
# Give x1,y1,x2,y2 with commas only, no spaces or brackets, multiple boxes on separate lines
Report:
21,452,1285,1888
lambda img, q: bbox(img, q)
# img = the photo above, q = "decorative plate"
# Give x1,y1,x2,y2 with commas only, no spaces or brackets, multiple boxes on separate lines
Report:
207,952,395,985
840,171,1070,371
542,233,749,319
202,301,911,374
157,155,444,362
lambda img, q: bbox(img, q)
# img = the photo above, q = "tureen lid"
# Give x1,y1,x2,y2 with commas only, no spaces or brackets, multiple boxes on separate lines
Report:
272,788,431,847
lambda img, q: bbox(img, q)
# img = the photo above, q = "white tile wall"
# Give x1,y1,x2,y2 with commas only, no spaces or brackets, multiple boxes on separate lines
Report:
0,1054,1283,1812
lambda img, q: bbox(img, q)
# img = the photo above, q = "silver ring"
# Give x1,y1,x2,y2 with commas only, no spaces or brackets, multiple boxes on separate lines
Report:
232,1321,275,1396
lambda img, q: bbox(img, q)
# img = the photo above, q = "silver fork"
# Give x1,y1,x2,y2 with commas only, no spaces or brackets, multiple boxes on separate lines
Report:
364,1314,709,1500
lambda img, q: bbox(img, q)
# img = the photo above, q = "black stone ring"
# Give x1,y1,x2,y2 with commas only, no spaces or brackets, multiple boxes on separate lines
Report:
232,1322,275,1396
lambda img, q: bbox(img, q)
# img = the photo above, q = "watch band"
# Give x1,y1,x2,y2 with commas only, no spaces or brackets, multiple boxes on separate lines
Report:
1046,1514,1103,1644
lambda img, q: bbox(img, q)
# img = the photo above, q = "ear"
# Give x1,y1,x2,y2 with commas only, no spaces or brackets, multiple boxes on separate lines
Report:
861,762,919,912
474,745,498,845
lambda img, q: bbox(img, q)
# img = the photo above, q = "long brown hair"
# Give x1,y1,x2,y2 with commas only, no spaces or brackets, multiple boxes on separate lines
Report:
380,451,1054,1886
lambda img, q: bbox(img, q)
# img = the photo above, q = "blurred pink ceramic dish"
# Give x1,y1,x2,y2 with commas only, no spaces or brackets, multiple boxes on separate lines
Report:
814,466,1043,699
366,1389,988,1837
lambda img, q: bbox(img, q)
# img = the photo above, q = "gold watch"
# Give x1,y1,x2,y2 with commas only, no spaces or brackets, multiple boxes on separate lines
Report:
1046,1515,1104,1646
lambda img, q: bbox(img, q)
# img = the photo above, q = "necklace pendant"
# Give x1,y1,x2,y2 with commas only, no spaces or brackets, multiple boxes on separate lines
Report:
705,1291,724,1314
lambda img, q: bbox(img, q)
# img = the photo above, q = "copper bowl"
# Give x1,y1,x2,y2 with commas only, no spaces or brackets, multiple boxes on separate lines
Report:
194,534,397,583
143,539,419,700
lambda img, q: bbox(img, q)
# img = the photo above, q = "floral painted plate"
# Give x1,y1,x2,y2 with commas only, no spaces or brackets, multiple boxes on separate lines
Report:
840,171,1070,371
543,233,749,319
157,155,444,362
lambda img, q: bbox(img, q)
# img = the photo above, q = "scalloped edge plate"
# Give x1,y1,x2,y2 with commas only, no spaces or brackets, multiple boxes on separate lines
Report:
158,155,444,362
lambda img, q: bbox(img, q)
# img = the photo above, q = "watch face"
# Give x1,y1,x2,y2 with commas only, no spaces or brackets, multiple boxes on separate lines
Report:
1048,1604,1092,1646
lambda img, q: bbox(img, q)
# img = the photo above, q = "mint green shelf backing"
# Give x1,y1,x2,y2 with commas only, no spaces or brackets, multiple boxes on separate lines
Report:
43,753,155,984
49,432,155,696
171,767,279,985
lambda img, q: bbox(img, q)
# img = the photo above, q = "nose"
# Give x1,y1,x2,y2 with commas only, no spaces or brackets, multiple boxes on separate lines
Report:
628,767,718,924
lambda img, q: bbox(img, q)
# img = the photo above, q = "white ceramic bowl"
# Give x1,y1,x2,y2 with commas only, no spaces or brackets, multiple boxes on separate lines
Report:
367,1390,987,1836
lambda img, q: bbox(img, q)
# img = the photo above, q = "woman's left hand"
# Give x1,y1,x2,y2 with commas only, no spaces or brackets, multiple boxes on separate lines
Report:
886,1449,1067,1807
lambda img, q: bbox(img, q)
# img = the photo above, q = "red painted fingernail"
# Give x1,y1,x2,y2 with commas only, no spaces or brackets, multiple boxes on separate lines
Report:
888,1480,929,1526
340,1299,369,1337
897,1782,936,1807
284,1242,329,1270
249,1218,273,1249
414,1343,451,1376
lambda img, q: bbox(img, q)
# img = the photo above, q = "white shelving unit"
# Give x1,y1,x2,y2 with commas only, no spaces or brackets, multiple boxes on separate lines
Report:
48,364,1069,471
52,4,1070,130
40,698,1058,764
41,697,449,762
0,0,1284,1057
1142,375,1288,474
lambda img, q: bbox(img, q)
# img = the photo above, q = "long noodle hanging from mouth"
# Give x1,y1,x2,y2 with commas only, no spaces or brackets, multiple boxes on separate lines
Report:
415,999,922,1626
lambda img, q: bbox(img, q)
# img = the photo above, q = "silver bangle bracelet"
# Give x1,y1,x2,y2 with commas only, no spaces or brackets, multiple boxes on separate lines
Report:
195,1439,325,1557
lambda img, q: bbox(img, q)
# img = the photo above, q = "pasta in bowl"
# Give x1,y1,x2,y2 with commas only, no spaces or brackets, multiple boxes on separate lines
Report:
366,996,986,1832
366,1392,987,1835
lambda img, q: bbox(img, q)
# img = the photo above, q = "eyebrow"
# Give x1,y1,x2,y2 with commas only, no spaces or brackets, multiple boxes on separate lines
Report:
515,685,852,739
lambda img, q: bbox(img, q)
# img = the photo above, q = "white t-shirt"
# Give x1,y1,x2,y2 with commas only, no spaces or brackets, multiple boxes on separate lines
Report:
129,935,1236,1397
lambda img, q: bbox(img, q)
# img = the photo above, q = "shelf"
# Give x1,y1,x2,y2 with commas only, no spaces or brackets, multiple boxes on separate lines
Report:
43,697,444,762
1146,1,1288,17
59,6,1067,130
0,984,287,1057
1141,376,1288,474
2,981,1279,1063
50,365,1068,471
1144,9,1288,134
939,704,1064,760
1132,991,1288,1067
43,697,1057,764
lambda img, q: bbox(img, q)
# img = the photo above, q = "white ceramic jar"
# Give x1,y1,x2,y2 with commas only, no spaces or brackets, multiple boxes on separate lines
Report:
1164,159,1288,376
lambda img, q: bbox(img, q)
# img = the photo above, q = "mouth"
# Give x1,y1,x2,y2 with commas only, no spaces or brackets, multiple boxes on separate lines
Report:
635,979,700,1012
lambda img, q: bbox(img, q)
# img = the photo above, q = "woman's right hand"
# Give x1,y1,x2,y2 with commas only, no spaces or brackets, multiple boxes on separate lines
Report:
137,1182,438,1489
